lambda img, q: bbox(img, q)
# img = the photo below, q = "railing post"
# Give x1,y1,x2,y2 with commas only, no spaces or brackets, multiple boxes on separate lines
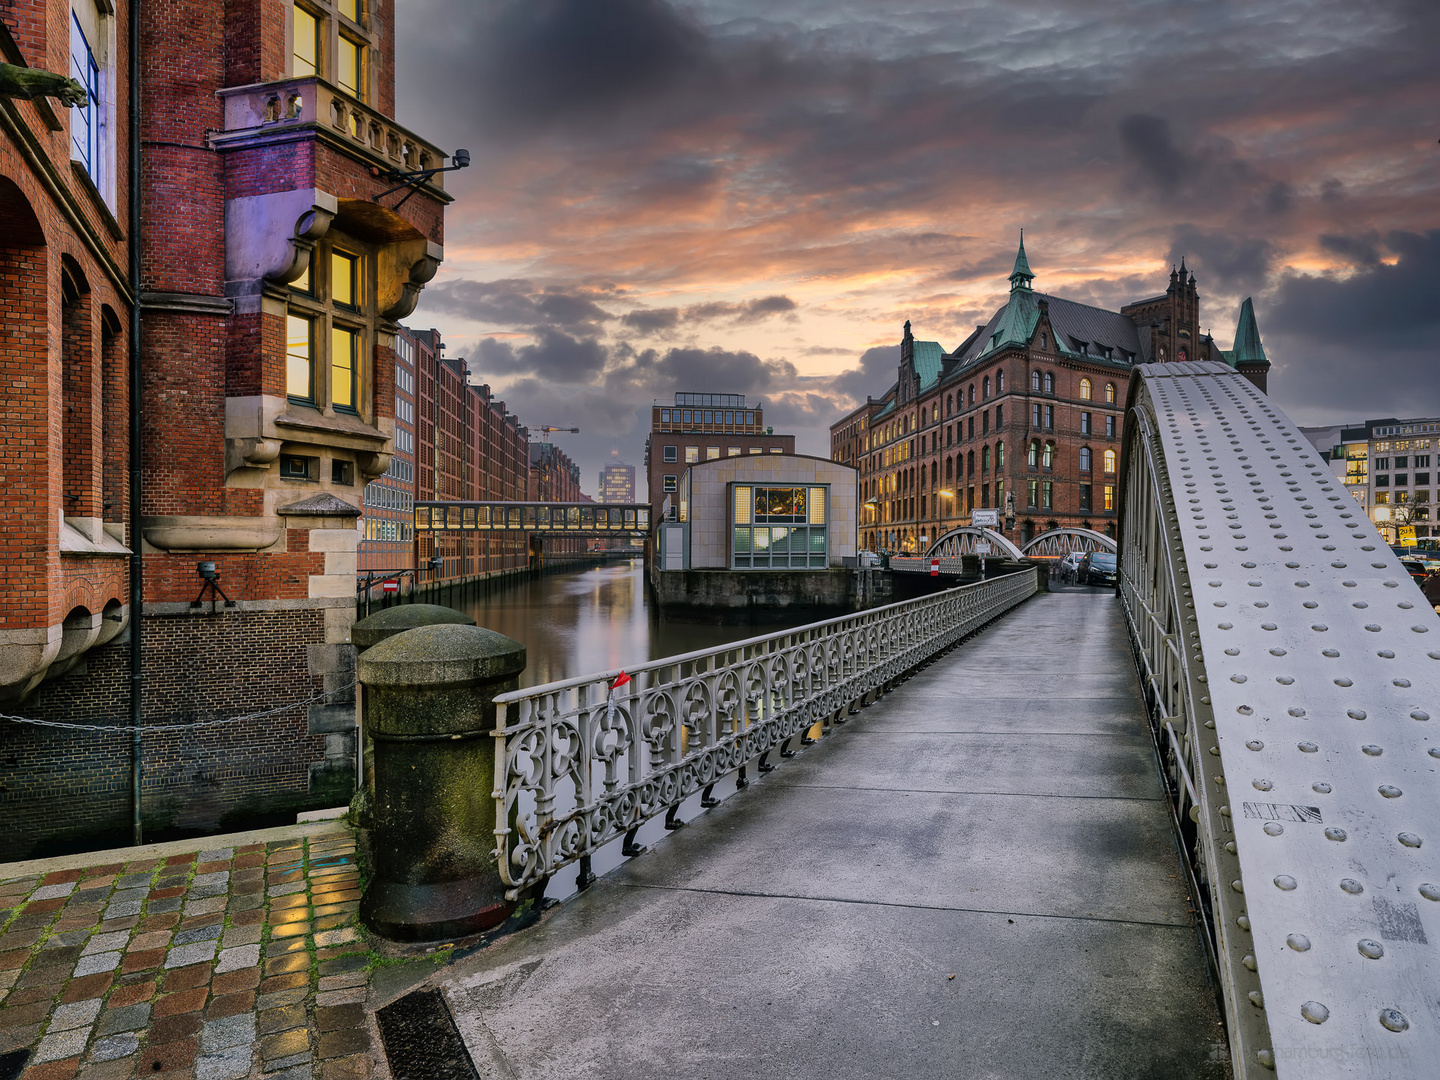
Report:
357,622,525,941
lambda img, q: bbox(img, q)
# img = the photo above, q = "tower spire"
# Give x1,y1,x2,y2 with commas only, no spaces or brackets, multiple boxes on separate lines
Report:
1009,230,1034,293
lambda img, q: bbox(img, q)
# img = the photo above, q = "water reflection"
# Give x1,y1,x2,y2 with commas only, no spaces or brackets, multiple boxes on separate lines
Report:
458,559,808,688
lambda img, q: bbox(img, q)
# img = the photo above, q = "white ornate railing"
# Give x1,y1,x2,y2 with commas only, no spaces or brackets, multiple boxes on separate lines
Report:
490,570,1037,898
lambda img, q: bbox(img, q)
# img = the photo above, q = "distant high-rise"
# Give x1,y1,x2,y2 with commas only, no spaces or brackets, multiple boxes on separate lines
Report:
600,460,637,504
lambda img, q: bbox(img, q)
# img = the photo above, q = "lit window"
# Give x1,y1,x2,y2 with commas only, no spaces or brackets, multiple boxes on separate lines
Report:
1079,377,1092,400
1105,382,1116,404
287,315,315,402
332,251,357,308
332,327,358,412
338,0,359,21
337,35,363,96
293,5,320,76
1103,449,1117,474
1103,484,1115,511
728,447,741,457
707,447,720,460
685,446,699,464
663,475,677,492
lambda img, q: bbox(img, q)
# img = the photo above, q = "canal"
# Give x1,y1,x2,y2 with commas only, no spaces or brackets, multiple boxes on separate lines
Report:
455,559,810,688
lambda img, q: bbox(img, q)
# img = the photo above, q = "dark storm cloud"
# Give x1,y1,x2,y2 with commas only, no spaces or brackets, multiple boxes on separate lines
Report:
1319,232,1382,268
833,344,900,405
472,329,610,383
620,295,797,332
1263,230,1440,421
424,279,614,335
1167,227,1274,294
1119,114,1188,197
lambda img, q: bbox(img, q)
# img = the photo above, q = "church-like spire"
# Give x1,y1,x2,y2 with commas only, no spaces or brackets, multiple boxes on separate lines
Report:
1230,297,1267,367
1009,230,1034,293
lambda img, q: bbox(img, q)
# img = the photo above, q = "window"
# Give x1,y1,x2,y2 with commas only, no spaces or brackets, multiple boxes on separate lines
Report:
1080,411,1091,435
983,376,990,399
1105,382,1117,404
995,404,1003,429
1042,442,1055,470
683,410,693,423
995,442,1004,469
661,409,671,422
746,411,755,424
1044,405,1054,431
1417,473,1431,486
1079,484,1092,511
1028,440,1039,468
728,447,741,457
968,417,975,440
732,485,828,568
337,33,364,97
1079,378,1092,400
749,447,762,454
288,236,372,416
663,445,678,463
1031,370,1041,392
1103,484,1115,512
1396,456,1409,469
967,451,975,476
663,475,677,492
982,411,990,436
1105,415,1116,439
1027,479,1039,508
1396,474,1408,487
70,4,115,204
1417,455,1431,467
982,445,990,473
70,14,100,178
1103,449,1117,474
1375,491,1389,504
1080,446,1092,473
968,385,975,406
1031,403,1041,429
1042,481,1053,509
947,394,954,416
293,4,320,76
997,370,1004,393
705,411,713,424
1375,457,1390,470
685,446,699,463
1043,372,1054,395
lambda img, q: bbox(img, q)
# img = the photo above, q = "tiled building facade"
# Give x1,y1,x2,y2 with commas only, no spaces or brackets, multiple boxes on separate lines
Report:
2,0,457,855
645,393,795,521
832,239,1271,554
357,323,418,572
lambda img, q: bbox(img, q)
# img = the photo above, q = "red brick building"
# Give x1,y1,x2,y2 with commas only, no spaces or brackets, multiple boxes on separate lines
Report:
833,238,1270,554
2,0,459,855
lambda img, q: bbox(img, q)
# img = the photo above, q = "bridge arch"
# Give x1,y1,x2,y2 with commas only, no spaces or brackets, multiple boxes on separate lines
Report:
923,526,1024,561
1017,527,1117,561
1118,360,1440,1079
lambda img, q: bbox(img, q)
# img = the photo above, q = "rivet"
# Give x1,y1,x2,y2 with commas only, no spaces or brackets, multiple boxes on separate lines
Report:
1249,990,1265,1009
1225,647,1240,656
1378,650,1395,659
1335,678,1353,687
1398,832,1422,848
1340,878,1363,894
1429,748,1440,759
1274,874,1296,889
1231,674,1247,683
1218,622,1233,629
1325,827,1348,842
1278,676,1295,686
1362,744,1383,756
1420,883,1440,901
1394,678,1412,687
1238,705,1254,715
1286,933,1311,951
1288,707,1305,716
1322,649,1339,657
1232,879,1244,893
1253,778,1272,790
1358,939,1385,959
1348,709,1367,720
1269,648,1287,656
1301,1001,1330,1024
1263,623,1278,631
1312,624,1328,632
1238,914,1251,930
1298,741,1319,753
1243,953,1258,970
1264,822,1284,836
1412,711,1430,721
1379,785,1402,799
1379,1009,1409,1033
1365,624,1382,632
1246,740,1264,751
1413,626,1430,634
1313,781,1332,793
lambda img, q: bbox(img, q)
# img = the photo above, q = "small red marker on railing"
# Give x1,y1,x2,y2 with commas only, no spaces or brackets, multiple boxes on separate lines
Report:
606,671,630,723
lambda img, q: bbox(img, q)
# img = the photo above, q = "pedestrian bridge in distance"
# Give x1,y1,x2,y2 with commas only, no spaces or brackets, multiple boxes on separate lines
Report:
369,362,1437,1080
413,500,651,537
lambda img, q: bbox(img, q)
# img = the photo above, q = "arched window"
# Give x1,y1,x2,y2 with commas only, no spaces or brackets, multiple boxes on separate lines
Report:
1043,372,1054,394
1105,382,1116,404
1043,442,1055,469
968,384,975,406
1028,440,1039,468
1079,377,1092,400
946,393,953,416
931,460,938,486
982,445,990,472
995,441,1005,469
967,451,975,477
945,456,953,481
1031,370,1041,392
982,375,990,399
1103,449,1117,473
996,370,1004,393
1079,446,1092,473
932,403,939,424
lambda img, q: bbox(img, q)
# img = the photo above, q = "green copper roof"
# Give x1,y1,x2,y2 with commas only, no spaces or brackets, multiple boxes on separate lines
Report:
911,340,945,391
1228,297,1267,367
985,287,1039,355
1009,232,1034,292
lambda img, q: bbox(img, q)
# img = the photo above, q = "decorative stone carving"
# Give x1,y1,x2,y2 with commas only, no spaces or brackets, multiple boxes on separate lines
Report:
143,515,284,552
0,63,87,106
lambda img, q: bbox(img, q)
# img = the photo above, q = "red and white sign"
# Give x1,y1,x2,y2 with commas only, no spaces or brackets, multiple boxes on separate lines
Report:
930,558,940,576
381,579,399,594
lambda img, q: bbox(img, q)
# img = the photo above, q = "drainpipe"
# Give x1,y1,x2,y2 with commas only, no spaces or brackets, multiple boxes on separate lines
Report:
128,0,144,845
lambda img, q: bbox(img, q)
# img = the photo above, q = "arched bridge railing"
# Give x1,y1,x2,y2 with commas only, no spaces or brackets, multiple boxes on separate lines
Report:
923,526,1025,561
1018,527,1117,561
1118,360,1440,1079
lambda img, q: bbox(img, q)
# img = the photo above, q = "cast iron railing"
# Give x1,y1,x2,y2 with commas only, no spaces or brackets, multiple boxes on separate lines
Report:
490,569,1037,899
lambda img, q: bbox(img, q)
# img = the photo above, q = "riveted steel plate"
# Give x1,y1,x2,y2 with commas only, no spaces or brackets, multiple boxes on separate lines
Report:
1138,362,1440,1078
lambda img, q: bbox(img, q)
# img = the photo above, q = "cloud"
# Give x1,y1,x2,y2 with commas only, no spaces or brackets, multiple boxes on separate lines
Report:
471,329,609,383
1167,226,1274,294
423,279,614,335
620,295,798,333
1119,114,1188,197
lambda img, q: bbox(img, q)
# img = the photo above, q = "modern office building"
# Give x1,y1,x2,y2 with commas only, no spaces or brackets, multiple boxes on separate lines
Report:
645,392,795,521
599,458,637,504
1303,418,1438,542
831,238,1272,553
358,324,420,571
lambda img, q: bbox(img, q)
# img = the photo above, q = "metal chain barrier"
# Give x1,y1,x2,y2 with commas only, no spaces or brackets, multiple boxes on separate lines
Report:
0,681,356,734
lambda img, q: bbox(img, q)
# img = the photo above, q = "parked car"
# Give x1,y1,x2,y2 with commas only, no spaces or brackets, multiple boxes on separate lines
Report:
1058,552,1085,582
1400,558,1431,586
858,550,882,568
1079,551,1118,586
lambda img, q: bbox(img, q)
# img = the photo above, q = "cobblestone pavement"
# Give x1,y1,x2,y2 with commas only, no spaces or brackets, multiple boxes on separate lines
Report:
0,823,387,1080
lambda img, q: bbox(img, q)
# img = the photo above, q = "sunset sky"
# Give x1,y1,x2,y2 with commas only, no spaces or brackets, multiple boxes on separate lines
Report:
396,0,1440,494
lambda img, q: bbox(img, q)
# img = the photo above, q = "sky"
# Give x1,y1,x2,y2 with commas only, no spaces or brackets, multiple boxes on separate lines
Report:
395,0,1440,496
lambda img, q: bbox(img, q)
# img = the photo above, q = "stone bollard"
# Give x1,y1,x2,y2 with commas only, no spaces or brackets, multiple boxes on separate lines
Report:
357,622,526,942
351,603,475,653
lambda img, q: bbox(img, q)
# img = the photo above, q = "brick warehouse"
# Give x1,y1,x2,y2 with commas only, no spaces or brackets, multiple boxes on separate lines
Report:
1,0,458,857
831,236,1271,554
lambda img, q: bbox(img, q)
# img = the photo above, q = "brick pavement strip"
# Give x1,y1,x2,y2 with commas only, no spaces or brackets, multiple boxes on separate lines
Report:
0,824,387,1079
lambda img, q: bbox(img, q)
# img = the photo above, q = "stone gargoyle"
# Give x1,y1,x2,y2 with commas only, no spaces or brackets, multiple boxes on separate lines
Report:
0,63,88,107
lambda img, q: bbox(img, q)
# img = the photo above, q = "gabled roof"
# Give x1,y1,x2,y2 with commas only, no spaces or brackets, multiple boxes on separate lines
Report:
952,292,1143,370
911,340,945,391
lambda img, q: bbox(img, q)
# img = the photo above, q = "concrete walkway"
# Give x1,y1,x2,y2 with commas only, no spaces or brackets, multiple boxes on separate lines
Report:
435,588,1230,1079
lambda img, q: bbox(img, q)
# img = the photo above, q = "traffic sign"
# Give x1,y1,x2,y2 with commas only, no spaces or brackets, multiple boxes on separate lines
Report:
971,509,999,527
1399,526,1417,546
930,558,939,576
382,579,399,593
974,542,992,555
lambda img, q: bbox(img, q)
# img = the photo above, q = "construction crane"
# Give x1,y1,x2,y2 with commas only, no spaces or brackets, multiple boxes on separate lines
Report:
531,426,579,438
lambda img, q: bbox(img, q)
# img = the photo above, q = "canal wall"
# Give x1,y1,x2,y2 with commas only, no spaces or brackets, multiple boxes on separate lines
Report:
648,565,893,622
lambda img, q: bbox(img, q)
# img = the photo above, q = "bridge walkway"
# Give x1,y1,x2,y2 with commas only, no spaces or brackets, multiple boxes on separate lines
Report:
434,589,1228,1079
